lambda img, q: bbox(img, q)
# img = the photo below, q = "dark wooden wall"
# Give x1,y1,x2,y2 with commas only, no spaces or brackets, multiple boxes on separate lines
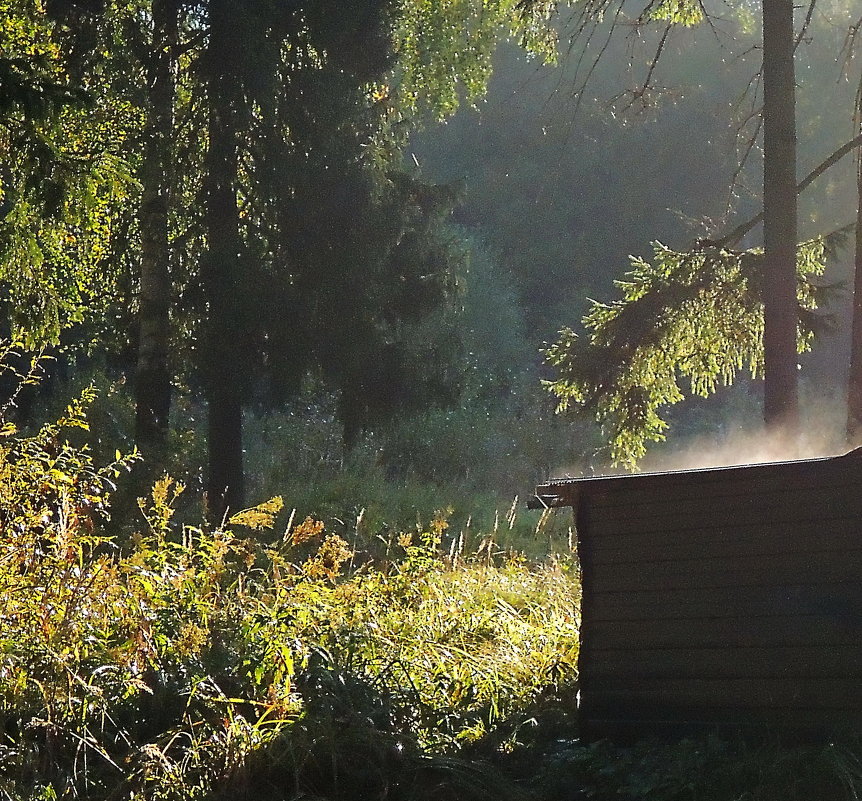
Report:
535,449,862,740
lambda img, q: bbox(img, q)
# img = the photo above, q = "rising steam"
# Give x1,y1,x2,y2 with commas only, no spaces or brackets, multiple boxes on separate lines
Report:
557,396,851,478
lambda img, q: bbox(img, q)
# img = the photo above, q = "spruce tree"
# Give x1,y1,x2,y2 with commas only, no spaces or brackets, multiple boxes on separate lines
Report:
135,0,179,449
200,0,246,515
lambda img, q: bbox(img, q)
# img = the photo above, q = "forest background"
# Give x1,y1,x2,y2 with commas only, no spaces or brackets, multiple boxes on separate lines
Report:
4,1,862,799
3,0,862,527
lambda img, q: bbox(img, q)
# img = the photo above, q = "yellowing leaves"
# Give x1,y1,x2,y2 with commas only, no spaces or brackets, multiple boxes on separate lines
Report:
301,534,353,580
228,495,284,531
287,514,325,545
0,387,579,797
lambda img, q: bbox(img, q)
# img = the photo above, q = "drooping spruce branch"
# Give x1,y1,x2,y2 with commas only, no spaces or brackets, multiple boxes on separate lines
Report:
544,235,838,468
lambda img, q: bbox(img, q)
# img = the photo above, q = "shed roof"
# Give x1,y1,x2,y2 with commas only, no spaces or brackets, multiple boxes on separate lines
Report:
532,448,856,510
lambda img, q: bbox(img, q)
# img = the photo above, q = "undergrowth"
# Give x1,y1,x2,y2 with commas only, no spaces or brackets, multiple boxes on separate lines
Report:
0,391,580,800
536,735,862,801
10,387,862,801
33,365,583,558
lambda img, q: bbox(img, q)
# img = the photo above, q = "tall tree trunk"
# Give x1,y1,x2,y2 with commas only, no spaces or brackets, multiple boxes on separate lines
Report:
135,0,178,449
846,82,862,445
761,0,799,436
339,383,364,455
203,0,244,518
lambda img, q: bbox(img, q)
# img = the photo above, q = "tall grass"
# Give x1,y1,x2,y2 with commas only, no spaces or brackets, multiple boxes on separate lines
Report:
0,394,581,800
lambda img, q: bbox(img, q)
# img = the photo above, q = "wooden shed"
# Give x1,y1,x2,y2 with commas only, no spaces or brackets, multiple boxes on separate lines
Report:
533,448,862,741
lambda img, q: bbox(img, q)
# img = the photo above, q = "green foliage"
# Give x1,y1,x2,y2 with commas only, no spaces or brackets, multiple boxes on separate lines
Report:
393,0,558,120
238,383,591,559
0,428,295,797
0,394,580,800
543,237,833,468
0,391,131,534
453,234,533,401
0,0,142,347
647,0,704,26
256,517,580,757
1,0,562,455
380,397,596,496
171,0,521,449
409,31,764,346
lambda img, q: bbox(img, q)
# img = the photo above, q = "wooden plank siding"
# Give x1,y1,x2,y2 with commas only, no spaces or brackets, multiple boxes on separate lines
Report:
533,448,862,741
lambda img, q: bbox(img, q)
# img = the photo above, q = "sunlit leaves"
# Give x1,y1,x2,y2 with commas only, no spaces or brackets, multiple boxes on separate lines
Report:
0,0,142,347
0,389,579,798
391,0,557,121
646,0,704,26
228,495,285,531
544,237,831,468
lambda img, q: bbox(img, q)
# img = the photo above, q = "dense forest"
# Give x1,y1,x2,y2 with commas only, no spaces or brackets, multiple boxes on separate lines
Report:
3,0,862,798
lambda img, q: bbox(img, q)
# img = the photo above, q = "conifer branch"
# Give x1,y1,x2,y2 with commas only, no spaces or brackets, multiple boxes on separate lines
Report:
545,236,833,467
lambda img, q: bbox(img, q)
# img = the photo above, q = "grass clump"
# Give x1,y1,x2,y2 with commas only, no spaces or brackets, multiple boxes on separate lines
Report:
307,529,580,751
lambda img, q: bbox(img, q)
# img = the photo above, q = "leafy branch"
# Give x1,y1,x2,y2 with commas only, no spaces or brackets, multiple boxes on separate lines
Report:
543,235,838,468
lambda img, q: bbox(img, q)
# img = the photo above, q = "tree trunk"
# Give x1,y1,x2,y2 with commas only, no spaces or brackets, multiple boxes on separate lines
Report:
339,384,364,455
846,91,862,444
761,0,799,436
135,0,178,449
207,383,244,519
203,0,245,518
